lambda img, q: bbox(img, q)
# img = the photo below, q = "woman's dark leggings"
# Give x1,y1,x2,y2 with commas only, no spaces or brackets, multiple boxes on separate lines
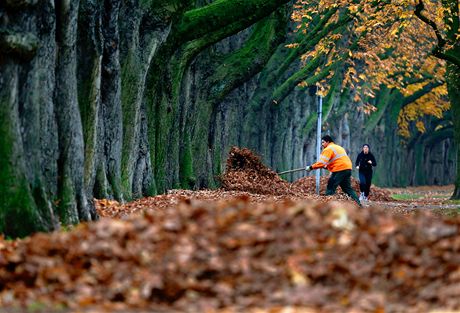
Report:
359,171,373,197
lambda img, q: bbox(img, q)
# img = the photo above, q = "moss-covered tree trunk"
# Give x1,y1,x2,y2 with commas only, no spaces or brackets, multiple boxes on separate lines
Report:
55,0,94,223
446,63,460,198
0,0,60,236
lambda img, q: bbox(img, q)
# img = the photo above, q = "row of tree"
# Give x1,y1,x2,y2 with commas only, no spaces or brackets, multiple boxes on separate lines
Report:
0,0,457,237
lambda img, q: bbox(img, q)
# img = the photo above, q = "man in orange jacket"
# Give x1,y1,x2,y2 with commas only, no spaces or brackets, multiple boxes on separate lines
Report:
305,135,361,206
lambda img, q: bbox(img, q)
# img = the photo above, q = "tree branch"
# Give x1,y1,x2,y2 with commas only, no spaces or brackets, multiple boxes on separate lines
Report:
363,86,392,134
414,0,444,43
270,30,364,106
408,122,453,149
442,0,459,39
414,0,460,67
3,0,38,10
176,0,290,43
265,7,343,85
401,81,444,107
0,29,39,60
168,0,290,76
271,54,338,105
207,9,287,104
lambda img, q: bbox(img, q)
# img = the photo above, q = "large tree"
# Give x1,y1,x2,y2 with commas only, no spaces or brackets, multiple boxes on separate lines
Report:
414,0,460,198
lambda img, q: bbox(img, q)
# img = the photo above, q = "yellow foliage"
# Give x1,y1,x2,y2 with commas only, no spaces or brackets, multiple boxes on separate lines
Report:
397,85,450,138
416,121,426,133
292,0,453,139
285,43,300,49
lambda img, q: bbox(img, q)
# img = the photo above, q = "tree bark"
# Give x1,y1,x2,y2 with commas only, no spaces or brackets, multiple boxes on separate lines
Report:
55,0,95,223
446,63,460,198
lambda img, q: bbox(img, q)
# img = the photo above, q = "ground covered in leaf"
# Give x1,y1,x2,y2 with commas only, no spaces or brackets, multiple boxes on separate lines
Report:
1,198,460,313
1,147,459,313
96,147,392,219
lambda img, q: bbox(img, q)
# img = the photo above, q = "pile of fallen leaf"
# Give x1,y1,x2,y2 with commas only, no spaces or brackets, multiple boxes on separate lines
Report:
1,198,459,312
96,148,391,219
219,147,391,201
95,189,315,218
219,147,293,195
291,176,392,201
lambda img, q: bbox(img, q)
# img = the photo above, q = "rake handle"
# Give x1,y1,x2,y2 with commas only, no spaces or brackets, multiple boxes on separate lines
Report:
277,167,306,175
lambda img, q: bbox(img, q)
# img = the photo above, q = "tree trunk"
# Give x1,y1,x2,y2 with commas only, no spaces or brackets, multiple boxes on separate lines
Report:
0,0,59,236
446,63,460,199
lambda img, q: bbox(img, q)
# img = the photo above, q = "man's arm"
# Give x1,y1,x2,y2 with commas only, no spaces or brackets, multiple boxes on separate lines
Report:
310,149,333,170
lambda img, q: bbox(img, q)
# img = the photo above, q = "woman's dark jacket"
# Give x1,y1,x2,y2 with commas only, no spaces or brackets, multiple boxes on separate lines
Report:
355,152,377,172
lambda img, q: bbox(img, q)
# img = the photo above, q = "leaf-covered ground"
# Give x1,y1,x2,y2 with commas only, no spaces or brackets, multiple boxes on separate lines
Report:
1,147,459,313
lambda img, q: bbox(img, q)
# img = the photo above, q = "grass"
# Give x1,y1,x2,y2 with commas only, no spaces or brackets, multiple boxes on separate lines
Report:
26,301,67,313
27,301,46,312
432,208,460,216
430,195,450,199
390,193,425,201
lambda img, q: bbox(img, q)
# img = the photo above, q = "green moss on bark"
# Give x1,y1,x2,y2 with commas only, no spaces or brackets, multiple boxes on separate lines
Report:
78,58,102,193
213,144,222,182
179,133,195,189
151,43,196,192
0,99,44,237
57,175,79,225
152,89,177,193
176,0,290,43
120,52,142,200
208,12,286,103
93,164,110,199
446,63,460,198
271,55,335,105
414,143,426,185
364,86,391,134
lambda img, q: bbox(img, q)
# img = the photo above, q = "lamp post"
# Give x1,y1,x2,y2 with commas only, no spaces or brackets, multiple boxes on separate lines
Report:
316,89,322,195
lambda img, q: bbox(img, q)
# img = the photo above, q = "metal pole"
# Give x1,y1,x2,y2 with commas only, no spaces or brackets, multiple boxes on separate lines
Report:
316,90,322,195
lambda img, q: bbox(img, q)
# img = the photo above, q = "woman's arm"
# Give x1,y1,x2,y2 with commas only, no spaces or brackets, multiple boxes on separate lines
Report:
371,154,377,166
355,153,361,167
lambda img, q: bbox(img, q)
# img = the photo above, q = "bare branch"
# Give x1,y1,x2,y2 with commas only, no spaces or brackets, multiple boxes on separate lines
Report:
414,1,446,48
414,0,460,66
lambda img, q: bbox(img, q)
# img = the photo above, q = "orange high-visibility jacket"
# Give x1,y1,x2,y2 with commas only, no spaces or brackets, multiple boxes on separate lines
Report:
311,142,352,172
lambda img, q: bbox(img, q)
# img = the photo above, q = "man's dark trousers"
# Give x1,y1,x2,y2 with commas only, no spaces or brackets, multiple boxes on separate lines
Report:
325,169,361,205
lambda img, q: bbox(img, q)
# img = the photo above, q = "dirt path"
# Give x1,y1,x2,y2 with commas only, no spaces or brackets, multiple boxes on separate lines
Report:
368,184,460,211
371,200,460,210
